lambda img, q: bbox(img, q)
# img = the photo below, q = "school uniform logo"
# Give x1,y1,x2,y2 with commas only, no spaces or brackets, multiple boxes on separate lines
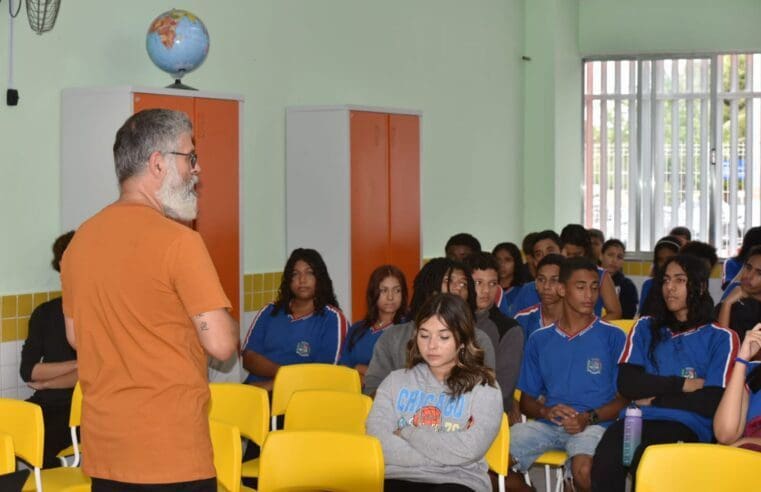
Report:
681,367,697,379
587,358,602,375
296,340,311,357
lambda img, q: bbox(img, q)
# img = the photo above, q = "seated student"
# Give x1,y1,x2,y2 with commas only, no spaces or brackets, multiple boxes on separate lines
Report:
716,245,761,341
492,242,529,316
507,257,627,492
591,254,739,492
19,231,78,469
464,252,524,413
638,235,681,316
714,324,761,452
560,224,622,320
669,226,692,246
366,293,502,492
723,227,761,290
363,258,496,396
241,248,348,391
514,254,565,340
680,240,718,272
445,233,482,262
601,239,638,319
340,265,408,381
521,232,540,280
509,230,562,315
588,228,605,265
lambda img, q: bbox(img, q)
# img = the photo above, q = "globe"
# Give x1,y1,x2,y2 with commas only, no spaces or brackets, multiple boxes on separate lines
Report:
146,9,209,87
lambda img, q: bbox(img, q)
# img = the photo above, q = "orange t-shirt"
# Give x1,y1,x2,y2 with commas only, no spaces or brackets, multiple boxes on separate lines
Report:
61,202,231,483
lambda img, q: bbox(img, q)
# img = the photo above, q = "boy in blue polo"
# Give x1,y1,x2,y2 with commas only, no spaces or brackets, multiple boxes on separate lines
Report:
507,257,628,492
514,254,565,341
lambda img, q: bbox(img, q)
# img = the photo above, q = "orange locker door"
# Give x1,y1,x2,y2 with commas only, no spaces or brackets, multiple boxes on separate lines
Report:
389,114,421,296
350,111,390,320
193,98,240,320
133,93,241,320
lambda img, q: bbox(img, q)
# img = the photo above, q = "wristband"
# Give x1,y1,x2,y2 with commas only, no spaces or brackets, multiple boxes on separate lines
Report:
736,357,750,365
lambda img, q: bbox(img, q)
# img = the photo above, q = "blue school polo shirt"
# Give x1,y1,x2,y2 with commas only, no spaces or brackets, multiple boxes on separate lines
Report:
618,316,739,442
513,303,549,340
339,319,405,369
510,267,608,317
242,303,348,383
496,285,522,317
517,317,627,426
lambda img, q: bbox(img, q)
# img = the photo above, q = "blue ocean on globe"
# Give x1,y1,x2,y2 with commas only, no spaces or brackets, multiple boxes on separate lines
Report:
146,9,209,80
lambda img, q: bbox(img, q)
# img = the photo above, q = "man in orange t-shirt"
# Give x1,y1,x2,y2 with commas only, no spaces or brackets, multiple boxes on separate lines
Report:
61,109,239,491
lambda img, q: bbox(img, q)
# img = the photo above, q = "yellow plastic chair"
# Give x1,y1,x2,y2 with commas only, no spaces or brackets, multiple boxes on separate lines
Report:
0,433,15,475
208,383,269,484
208,419,255,492
57,381,83,467
284,390,372,434
257,430,383,492
636,443,761,491
609,318,635,334
0,398,90,492
485,413,509,492
59,486,90,492
270,364,361,430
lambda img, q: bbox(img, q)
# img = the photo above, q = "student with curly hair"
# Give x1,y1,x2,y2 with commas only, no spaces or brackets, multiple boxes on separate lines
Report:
340,265,409,380
366,293,502,492
591,254,740,492
241,248,348,390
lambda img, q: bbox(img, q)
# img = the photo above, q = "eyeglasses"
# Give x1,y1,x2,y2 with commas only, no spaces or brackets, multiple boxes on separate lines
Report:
167,151,198,169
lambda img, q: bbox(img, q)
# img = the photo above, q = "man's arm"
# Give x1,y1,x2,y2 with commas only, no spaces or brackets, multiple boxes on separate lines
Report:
65,316,76,349
562,393,629,434
241,350,280,379
192,309,239,361
30,361,77,383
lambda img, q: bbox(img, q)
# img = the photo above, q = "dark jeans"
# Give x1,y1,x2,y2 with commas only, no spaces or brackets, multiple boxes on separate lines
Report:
91,477,216,492
384,479,474,491
591,419,698,492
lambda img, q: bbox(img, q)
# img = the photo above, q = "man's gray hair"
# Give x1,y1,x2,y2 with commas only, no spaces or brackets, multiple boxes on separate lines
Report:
113,109,192,184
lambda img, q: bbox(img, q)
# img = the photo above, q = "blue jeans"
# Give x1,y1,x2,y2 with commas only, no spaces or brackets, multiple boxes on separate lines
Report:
510,420,606,472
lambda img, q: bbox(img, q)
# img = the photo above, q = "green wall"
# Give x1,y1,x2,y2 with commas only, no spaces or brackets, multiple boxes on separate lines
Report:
0,0,525,294
579,0,761,55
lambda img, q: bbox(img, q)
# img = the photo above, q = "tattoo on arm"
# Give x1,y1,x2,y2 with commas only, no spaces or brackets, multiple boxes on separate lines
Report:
195,313,208,331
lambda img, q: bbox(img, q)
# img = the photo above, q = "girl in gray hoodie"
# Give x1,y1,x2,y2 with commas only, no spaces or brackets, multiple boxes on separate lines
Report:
366,293,503,492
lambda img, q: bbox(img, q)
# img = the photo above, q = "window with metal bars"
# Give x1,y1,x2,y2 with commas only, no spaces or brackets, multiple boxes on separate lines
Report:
583,55,761,257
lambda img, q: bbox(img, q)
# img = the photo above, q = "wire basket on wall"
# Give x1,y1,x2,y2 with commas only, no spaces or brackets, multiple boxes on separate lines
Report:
26,0,60,34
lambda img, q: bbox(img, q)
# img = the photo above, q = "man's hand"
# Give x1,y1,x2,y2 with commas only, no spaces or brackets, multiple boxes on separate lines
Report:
682,378,705,393
738,324,761,361
542,404,578,425
561,412,589,434
27,381,46,391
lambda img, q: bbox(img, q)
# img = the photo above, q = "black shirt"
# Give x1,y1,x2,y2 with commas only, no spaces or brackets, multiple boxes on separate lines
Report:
20,297,76,406
714,297,761,342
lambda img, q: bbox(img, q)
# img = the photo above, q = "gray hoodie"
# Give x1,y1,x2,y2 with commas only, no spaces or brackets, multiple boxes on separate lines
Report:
363,320,496,396
366,363,503,492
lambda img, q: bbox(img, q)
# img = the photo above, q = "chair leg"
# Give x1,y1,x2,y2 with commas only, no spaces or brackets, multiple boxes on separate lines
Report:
498,473,505,492
34,467,42,492
523,470,532,486
70,427,80,467
271,415,277,431
59,456,68,467
555,466,564,492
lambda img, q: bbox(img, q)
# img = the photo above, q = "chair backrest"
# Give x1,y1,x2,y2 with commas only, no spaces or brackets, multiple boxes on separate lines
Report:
636,443,761,492
284,390,372,433
257,430,384,492
0,399,43,468
609,318,635,334
69,382,83,428
209,383,269,446
271,364,361,421
209,419,242,492
485,413,510,477
0,433,15,475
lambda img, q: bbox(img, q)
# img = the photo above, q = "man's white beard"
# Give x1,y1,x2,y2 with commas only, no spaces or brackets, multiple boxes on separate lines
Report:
157,161,198,221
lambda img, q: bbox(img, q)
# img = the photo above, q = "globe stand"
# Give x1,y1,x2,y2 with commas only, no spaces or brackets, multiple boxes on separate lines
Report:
166,79,198,91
